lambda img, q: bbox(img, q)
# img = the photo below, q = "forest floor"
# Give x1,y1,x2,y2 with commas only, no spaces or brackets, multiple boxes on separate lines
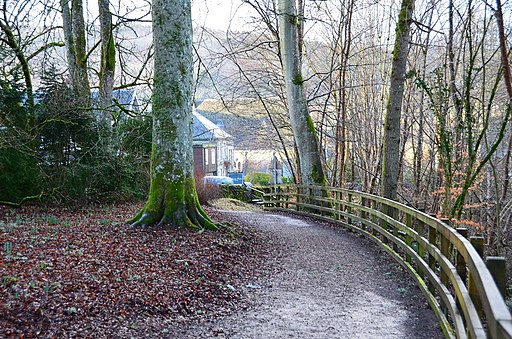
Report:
1,199,443,338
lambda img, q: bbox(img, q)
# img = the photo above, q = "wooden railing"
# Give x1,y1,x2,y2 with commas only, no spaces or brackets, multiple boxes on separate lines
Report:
261,185,512,339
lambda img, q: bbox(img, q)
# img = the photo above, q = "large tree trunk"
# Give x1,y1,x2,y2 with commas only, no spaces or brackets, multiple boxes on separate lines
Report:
381,0,415,201
496,0,512,202
71,0,90,102
278,0,325,185
60,0,76,88
129,0,215,229
98,0,115,127
60,0,90,104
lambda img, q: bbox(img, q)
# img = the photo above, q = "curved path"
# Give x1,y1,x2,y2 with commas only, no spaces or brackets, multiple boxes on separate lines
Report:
180,210,443,338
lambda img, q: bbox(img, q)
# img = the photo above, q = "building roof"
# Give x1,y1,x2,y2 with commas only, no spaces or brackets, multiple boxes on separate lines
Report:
195,98,293,150
91,88,140,112
193,109,233,143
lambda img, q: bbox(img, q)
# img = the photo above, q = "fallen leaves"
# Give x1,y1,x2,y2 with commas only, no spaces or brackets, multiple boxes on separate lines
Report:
0,203,274,337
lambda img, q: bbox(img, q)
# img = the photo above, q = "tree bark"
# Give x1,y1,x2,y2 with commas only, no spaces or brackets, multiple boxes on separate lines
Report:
278,0,325,185
60,0,90,104
98,0,115,127
129,0,215,229
381,0,415,201
448,0,463,163
60,0,77,88
0,17,33,109
496,0,512,202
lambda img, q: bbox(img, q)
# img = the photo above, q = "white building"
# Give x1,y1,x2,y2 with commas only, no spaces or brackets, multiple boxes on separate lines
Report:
192,110,234,177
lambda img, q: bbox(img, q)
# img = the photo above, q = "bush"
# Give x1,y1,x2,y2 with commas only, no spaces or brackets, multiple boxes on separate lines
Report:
0,148,41,203
245,172,272,186
35,74,152,203
0,78,42,204
0,72,153,205
195,177,222,205
281,176,293,184
221,185,251,202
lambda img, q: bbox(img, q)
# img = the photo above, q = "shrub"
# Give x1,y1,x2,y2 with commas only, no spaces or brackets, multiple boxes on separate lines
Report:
281,176,293,184
195,174,222,205
0,148,41,203
0,79,42,204
0,72,153,205
245,172,272,186
35,74,151,203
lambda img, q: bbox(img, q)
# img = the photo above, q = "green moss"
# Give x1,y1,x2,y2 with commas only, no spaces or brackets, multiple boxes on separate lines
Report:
311,164,325,185
306,115,316,136
130,168,216,229
169,83,183,107
392,0,414,61
289,14,298,26
178,63,186,77
106,35,115,70
293,73,304,85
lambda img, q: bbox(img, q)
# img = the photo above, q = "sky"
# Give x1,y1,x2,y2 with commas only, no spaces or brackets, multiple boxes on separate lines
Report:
83,0,255,31
191,0,255,31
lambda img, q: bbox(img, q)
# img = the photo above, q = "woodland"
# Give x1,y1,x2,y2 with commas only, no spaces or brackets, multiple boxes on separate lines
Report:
1,0,512,335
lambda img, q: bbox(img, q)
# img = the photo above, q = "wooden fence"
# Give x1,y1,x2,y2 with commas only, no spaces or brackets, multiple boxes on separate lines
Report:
260,185,512,339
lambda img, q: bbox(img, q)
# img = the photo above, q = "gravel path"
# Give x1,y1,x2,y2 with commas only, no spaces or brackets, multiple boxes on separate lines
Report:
179,210,444,338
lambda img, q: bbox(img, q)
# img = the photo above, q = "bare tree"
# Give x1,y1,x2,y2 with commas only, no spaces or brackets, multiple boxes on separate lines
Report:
98,0,116,126
60,0,91,104
381,0,415,202
278,0,325,185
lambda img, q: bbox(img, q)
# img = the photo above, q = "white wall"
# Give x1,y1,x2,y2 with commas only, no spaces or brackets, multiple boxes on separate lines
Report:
216,139,234,176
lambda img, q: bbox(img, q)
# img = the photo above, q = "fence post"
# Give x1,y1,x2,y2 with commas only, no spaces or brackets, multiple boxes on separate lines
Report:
276,186,281,208
486,256,507,298
456,228,468,284
439,218,451,288
382,204,398,252
296,186,301,211
439,218,452,317
468,236,485,319
371,199,378,237
415,210,426,280
308,186,313,210
347,193,353,225
284,185,290,209
335,190,341,221
391,206,398,252
361,197,367,224
405,212,413,264
428,221,437,295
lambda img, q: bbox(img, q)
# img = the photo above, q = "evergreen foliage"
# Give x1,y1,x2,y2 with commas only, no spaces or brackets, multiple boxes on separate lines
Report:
0,73,151,205
0,79,41,203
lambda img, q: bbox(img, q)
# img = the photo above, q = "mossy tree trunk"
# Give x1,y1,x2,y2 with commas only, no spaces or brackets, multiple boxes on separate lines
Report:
381,0,415,202
0,19,34,110
129,0,215,229
496,0,512,203
60,0,90,105
278,0,325,185
98,0,115,127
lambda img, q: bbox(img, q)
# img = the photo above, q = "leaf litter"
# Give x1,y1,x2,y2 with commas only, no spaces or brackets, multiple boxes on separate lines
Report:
0,203,279,337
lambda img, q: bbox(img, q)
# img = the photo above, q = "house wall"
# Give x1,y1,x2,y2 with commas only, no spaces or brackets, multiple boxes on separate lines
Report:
204,147,217,175
216,139,234,176
193,145,217,177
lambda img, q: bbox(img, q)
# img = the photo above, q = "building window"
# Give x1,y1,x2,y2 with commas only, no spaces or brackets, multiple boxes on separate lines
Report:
211,148,216,165
204,149,208,165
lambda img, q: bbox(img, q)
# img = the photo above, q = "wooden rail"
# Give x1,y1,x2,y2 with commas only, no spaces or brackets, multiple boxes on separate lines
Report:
261,185,512,339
